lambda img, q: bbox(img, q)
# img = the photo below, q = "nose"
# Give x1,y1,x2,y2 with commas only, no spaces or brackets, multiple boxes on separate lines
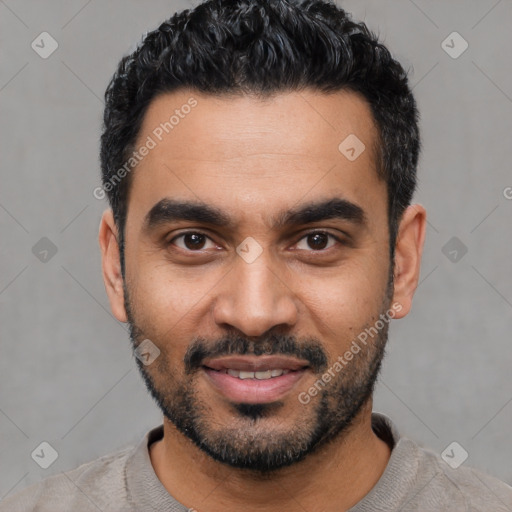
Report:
212,250,299,337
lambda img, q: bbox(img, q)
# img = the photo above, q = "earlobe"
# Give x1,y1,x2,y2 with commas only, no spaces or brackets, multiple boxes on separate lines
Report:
98,209,128,323
391,204,427,319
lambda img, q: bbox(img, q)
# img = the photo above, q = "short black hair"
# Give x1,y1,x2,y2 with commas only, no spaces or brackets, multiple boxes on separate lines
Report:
100,0,420,274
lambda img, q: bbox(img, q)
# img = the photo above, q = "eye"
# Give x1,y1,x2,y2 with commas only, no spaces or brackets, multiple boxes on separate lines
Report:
295,231,340,251
170,232,218,251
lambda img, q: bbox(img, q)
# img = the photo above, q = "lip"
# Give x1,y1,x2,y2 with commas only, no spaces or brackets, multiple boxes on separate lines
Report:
201,356,310,404
203,367,308,403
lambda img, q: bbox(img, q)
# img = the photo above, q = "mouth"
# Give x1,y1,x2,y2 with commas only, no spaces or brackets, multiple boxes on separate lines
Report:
201,355,310,404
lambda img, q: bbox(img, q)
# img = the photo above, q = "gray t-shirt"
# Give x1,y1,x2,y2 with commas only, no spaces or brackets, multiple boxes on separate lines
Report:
1,413,511,511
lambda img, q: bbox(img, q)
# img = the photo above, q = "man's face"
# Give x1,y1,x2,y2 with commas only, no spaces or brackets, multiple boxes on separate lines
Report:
120,89,393,472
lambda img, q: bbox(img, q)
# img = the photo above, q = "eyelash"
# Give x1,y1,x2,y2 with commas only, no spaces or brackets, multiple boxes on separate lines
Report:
168,230,344,253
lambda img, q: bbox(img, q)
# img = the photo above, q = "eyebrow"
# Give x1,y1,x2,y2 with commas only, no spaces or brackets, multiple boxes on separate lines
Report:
143,197,367,232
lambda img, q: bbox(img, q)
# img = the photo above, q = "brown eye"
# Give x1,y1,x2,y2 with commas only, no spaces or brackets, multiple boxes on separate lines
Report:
308,233,329,250
183,233,206,250
295,232,339,251
171,232,215,251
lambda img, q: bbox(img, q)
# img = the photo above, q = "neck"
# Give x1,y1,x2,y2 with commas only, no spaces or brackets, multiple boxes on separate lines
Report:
149,400,392,512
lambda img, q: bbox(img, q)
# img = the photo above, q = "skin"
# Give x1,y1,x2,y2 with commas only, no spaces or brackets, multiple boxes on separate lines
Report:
99,89,426,511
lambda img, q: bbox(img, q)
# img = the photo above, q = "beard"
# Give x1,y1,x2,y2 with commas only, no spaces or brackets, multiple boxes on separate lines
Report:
124,272,393,474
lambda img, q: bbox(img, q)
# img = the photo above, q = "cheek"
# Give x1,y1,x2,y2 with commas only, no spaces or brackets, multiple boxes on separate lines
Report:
130,251,201,310
126,259,218,349
290,260,388,340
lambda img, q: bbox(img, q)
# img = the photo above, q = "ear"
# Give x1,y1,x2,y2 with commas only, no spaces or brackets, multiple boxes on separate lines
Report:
391,204,427,319
98,209,128,322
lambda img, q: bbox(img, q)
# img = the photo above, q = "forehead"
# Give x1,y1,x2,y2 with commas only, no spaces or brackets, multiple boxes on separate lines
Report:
137,88,379,163
127,88,385,228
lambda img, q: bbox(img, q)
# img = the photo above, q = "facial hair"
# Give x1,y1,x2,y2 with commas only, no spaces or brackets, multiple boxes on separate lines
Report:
124,274,393,474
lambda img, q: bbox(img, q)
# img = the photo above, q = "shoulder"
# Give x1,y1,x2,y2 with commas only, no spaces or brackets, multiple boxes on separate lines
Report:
0,445,134,512
371,413,512,511
406,439,512,511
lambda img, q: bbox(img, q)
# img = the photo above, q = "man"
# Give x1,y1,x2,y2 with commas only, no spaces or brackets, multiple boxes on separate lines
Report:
2,0,511,510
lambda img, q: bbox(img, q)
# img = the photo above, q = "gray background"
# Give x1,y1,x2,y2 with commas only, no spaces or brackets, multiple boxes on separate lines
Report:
1,0,511,501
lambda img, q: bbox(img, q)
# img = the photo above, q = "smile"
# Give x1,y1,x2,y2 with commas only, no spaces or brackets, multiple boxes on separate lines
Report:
201,355,310,403
222,368,290,379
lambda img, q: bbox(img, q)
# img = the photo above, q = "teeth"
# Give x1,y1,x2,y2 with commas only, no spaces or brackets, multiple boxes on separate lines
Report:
224,369,291,380
255,370,272,380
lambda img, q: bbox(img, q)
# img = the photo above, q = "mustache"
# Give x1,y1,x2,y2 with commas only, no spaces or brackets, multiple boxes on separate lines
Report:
184,332,329,374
